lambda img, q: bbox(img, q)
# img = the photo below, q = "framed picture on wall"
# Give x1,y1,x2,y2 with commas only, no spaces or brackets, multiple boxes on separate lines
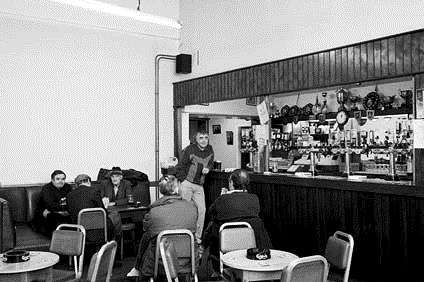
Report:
212,125,221,134
226,131,234,145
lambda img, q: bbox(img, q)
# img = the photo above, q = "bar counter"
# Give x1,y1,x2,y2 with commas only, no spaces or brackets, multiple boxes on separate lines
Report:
204,171,424,282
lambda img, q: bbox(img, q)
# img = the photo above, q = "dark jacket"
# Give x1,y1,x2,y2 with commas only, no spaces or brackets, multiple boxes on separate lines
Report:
203,191,273,254
100,179,132,205
135,195,197,276
176,144,214,185
35,182,72,214
67,185,105,223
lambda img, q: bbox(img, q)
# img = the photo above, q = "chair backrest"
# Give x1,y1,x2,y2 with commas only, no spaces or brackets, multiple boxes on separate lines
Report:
219,222,256,254
219,222,256,274
153,229,197,282
324,231,354,282
50,224,86,279
160,238,180,282
86,240,117,282
78,207,108,243
281,255,329,282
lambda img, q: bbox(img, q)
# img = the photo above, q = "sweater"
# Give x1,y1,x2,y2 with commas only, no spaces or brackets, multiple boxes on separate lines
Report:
176,143,214,185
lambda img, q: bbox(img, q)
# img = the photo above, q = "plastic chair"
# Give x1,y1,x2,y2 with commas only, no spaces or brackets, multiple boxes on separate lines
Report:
218,222,256,274
324,231,354,282
159,238,180,282
49,224,86,280
78,208,108,246
281,255,329,282
150,229,198,282
85,240,118,282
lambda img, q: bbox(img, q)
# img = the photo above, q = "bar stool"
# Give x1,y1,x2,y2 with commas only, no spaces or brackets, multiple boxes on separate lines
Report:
120,222,136,260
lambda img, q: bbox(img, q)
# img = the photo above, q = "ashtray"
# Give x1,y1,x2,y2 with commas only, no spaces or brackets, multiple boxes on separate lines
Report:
246,248,271,260
1,250,30,263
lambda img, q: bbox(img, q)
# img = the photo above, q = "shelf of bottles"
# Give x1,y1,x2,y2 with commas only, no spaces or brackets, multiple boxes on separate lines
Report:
270,112,413,180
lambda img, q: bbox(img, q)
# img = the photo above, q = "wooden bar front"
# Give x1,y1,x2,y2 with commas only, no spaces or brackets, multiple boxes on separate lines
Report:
204,171,424,282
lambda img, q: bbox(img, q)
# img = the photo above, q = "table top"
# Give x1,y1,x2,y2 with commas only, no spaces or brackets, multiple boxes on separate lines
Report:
108,204,149,213
222,249,298,272
0,251,59,274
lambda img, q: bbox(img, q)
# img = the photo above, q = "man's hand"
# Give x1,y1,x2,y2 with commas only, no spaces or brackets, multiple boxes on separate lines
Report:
57,211,69,217
202,168,210,175
42,209,50,218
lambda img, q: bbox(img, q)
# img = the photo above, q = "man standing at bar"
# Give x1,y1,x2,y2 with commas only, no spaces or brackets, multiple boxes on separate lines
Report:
33,170,71,236
176,129,214,245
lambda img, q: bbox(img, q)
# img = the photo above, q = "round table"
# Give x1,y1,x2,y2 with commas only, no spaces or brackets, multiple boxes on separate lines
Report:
222,249,298,281
0,251,59,282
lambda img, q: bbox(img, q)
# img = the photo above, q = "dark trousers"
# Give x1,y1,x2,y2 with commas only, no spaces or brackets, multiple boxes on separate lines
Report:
38,213,71,237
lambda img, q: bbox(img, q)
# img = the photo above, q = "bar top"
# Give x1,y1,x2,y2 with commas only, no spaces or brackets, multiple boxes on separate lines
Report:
208,170,424,198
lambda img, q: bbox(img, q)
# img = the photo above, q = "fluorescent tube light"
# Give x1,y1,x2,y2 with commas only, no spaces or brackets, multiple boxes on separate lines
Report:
48,0,181,29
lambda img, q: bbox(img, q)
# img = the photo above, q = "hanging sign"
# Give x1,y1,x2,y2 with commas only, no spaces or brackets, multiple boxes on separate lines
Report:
257,101,269,125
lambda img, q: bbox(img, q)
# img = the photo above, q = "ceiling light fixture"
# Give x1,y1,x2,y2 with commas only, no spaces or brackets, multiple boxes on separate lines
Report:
49,0,181,29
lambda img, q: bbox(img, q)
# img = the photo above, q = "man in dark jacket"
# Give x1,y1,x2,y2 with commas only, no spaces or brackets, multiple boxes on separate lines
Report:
67,174,116,240
203,169,273,271
101,166,133,206
176,130,214,244
127,175,197,279
33,170,72,236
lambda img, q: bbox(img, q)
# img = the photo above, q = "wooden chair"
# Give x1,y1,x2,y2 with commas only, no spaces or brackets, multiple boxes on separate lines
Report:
281,255,329,282
159,238,180,282
324,231,354,282
150,229,198,282
78,208,108,248
49,224,86,280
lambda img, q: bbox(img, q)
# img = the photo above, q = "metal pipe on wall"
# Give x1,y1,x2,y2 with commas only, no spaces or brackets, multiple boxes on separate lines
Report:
154,54,176,181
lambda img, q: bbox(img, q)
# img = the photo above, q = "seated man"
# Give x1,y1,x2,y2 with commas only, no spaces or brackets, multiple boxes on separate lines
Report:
203,169,273,270
32,170,72,236
127,175,197,279
67,174,117,240
101,166,132,206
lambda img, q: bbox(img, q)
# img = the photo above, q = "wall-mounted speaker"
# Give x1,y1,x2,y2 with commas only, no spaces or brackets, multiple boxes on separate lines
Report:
176,54,192,74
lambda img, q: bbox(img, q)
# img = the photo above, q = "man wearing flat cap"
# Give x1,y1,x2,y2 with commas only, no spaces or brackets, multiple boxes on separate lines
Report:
67,174,117,240
100,167,133,206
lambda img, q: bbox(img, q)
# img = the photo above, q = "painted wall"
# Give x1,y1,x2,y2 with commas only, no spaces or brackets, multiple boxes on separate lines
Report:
184,98,258,116
208,117,251,169
179,0,424,78
0,2,180,185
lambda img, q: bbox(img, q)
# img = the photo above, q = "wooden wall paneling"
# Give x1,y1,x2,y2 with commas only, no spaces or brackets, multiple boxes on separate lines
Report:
292,58,298,90
260,65,267,95
347,47,354,82
297,57,303,89
265,64,272,94
203,77,209,103
381,39,389,77
247,68,254,97
234,70,240,98
388,37,396,75
323,51,329,85
213,75,219,101
395,35,404,75
367,42,375,79
277,60,284,92
218,74,224,101
313,54,319,87
411,32,421,73
208,76,213,102
270,62,278,93
173,84,179,106
335,49,342,83
192,79,198,104
241,68,247,97
360,43,368,80
353,45,361,81
229,72,235,99
308,55,314,88
329,50,336,85
287,59,293,91
419,31,424,72
318,52,324,86
302,56,308,89
403,34,412,74
374,40,381,78
283,60,289,92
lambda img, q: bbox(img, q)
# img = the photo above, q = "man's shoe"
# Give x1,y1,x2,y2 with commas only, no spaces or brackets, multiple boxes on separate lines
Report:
127,267,140,277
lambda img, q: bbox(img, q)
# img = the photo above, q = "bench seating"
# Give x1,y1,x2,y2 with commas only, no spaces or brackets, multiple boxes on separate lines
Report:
0,180,150,253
